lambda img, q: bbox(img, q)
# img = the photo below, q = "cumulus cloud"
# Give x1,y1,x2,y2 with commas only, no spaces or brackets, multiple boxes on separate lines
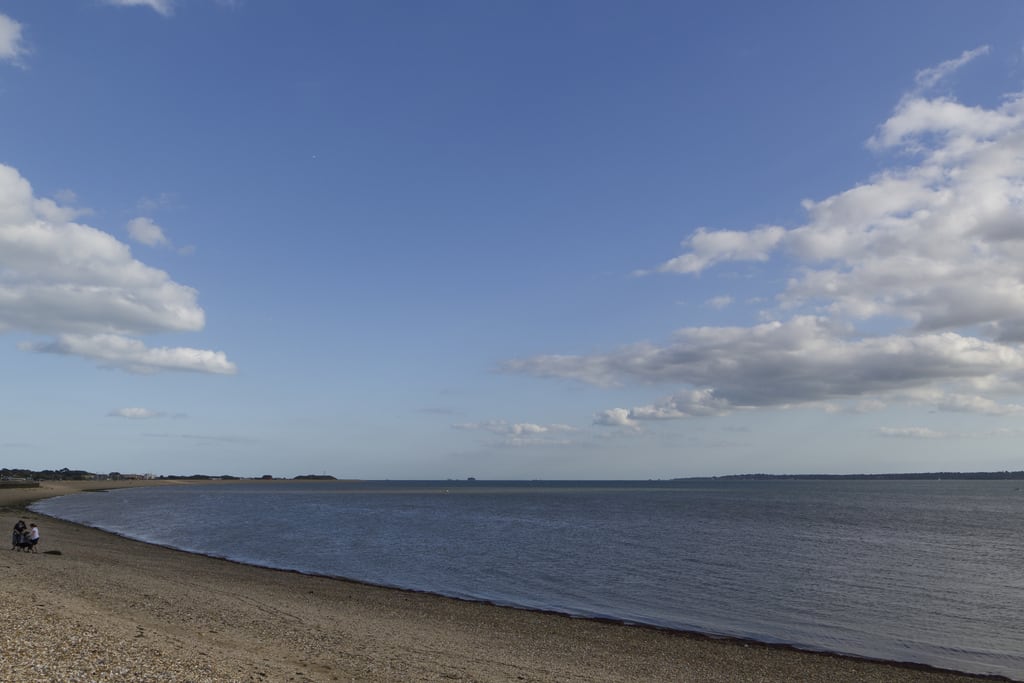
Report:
0,13,25,63
0,164,236,375
593,408,637,429
644,225,785,275
453,420,577,446
506,49,1024,426
655,95,1024,335
105,0,174,16
508,316,1024,409
645,48,1024,336
108,407,164,419
127,217,170,247
594,389,733,430
24,334,236,375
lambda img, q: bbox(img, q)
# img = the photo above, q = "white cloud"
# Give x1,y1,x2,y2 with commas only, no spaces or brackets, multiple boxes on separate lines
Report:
706,295,733,310
595,389,733,430
507,315,1024,422
867,96,1018,150
23,334,236,375
912,46,990,94
879,427,947,439
105,0,174,16
109,407,164,419
0,14,25,63
627,389,734,418
911,389,1024,416
593,407,638,430
785,98,1024,336
0,163,236,375
506,316,1024,406
647,225,785,275
127,217,170,247
453,420,577,446
645,51,1024,341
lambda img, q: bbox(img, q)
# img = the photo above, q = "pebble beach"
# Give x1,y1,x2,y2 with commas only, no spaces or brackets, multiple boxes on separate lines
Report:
0,481,1006,682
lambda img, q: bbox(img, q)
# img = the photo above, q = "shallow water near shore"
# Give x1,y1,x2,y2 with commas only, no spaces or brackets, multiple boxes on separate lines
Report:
32,479,1024,680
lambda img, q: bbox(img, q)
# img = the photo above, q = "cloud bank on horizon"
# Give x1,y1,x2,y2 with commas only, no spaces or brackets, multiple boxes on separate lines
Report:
504,47,1024,432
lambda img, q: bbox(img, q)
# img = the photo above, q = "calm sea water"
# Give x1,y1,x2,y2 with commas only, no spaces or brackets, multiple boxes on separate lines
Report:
31,479,1024,680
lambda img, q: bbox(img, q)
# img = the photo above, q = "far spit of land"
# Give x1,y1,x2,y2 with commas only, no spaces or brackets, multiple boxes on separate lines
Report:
689,471,1024,481
3,467,1024,487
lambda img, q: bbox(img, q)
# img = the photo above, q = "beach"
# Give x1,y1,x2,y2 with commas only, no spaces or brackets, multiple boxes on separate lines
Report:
0,481,1002,682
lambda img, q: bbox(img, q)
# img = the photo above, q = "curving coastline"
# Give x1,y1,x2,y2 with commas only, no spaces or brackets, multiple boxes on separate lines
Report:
0,481,1009,682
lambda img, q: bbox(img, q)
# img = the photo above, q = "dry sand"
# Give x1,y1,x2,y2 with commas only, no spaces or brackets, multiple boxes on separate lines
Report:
0,480,1005,682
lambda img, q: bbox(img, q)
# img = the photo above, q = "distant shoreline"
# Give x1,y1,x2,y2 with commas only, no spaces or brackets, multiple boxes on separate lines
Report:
6,469,1024,486
681,471,1024,481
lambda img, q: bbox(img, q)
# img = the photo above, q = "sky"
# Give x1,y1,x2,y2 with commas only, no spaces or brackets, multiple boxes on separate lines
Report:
3,1,1024,479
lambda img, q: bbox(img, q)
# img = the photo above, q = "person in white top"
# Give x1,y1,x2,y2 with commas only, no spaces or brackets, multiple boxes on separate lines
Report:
27,523,39,552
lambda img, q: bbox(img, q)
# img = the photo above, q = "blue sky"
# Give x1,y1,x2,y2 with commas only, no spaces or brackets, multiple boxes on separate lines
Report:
3,1,1024,479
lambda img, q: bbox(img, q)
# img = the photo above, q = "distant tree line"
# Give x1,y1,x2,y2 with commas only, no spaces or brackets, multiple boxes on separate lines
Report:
1,467,94,481
703,471,1024,481
1,468,339,482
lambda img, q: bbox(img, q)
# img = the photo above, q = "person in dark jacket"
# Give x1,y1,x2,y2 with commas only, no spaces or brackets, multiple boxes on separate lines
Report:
11,520,26,550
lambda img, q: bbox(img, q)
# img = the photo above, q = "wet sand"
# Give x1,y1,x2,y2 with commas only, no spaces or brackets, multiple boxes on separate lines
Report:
0,480,1004,682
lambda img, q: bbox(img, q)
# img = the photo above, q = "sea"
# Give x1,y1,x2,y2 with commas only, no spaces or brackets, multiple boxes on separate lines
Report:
30,479,1024,681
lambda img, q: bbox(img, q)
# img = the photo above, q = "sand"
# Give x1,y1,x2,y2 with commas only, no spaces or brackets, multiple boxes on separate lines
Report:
0,480,1004,682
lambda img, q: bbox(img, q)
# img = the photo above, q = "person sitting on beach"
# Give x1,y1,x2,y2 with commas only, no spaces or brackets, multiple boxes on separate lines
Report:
11,520,26,550
27,523,39,552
